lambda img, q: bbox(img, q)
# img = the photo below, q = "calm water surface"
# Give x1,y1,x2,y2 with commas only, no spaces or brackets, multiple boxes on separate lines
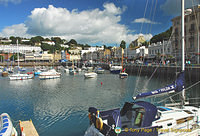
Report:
0,70,199,136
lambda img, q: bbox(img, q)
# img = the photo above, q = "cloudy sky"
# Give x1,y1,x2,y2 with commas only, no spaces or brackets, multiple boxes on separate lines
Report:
0,0,199,46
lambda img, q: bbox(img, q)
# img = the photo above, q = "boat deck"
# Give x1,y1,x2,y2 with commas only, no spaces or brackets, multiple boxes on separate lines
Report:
19,120,39,136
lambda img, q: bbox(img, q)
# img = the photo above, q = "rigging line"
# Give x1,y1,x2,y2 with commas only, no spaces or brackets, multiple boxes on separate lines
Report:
140,0,149,34
156,80,200,104
191,0,199,33
150,0,158,33
146,0,155,34
144,66,158,87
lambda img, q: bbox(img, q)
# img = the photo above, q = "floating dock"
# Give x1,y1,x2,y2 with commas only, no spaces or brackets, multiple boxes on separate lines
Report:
19,120,39,136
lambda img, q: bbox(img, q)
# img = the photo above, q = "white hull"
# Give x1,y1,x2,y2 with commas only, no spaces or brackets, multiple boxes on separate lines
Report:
119,72,128,78
84,72,97,78
0,113,18,136
39,69,61,80
9,74,33,80
39,75,61,79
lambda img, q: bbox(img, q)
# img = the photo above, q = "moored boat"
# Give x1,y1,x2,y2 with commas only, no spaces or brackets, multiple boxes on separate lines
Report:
0,113,18,136
119,72,128,79
38,69,61,79
96,67,105,74
84,1,200,135
110,66,122,74
9,73,34,80
84,72,97,78
2,71,8,77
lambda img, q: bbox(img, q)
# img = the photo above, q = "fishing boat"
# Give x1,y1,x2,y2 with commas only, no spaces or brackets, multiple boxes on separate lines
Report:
38,69,61,79
84,72,97,78
9,40,33,80
0,113,18,136
119,48,128,79
84,1,200,135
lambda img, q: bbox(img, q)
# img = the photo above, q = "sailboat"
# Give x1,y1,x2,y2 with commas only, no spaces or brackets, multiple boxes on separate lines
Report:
84,1,200,136
9,40,33,80
119,48,128,79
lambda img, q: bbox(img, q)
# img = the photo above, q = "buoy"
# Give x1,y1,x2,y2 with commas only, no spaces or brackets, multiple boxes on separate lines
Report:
101,82,103,86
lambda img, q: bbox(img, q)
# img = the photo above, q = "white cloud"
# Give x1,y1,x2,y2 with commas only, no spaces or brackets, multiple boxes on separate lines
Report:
0,0,21,4
0,3,153,44
160,0,200,15
132,18,160,24
0,23,31,37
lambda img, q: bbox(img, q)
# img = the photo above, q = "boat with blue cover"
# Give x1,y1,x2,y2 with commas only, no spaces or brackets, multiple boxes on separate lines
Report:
0,113,18,136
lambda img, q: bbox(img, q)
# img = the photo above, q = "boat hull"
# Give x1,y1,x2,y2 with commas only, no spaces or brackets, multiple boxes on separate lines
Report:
84,72,97,78
39,75,60,79
119,72,128,79
0,113,18,136
9,74,33,80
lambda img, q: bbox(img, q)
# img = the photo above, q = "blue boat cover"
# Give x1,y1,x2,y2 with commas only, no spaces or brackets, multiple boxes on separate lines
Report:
134,72,185,100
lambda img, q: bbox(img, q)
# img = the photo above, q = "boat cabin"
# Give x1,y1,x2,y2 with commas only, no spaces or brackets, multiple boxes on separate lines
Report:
88,101,158,136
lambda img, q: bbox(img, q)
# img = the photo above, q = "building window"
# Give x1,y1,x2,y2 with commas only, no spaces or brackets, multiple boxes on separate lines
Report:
190,15,195,21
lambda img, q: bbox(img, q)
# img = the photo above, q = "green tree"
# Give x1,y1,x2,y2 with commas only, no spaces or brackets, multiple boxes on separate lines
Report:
150,27,172,43
68,39,77,45
51,37,63,44
30,36,44,46
120,40,126,49
0,55,4,62
10,54,17,61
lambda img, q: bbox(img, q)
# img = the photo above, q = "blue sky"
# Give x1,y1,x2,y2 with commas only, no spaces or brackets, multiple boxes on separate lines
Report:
0,0,199,45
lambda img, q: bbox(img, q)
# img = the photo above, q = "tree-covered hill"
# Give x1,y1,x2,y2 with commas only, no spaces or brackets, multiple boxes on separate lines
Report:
150,27,172,44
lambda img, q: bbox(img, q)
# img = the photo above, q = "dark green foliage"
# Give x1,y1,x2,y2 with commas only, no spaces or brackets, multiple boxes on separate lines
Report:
120,40,126,49
51,37,63,44
10,54,17,60
150,27,172,43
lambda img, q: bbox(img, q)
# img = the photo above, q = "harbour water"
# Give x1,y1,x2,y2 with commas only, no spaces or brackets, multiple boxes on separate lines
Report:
0,70,199,136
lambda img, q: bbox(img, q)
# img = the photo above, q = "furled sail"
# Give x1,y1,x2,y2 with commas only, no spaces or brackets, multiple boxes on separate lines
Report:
133,71,185,100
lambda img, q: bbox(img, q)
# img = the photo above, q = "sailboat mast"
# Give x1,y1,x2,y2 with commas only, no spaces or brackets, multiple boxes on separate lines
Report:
181,0,185,105
17,39,19,68
121,48,123,70
181,0,185,72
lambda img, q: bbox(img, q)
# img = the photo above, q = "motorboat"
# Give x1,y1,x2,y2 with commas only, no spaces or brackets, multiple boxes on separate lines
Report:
96,67,105,74
9,73,34,80
38,69,61,79
110,66,122,74
84,72,97,78
0,113,18,136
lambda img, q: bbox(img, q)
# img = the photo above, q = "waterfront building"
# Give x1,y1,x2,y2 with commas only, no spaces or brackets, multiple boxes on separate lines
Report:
171,5,200,63
148,41,172,59
0,44,42,54
41,41,55,45
131,35,146,47
68,48,81,61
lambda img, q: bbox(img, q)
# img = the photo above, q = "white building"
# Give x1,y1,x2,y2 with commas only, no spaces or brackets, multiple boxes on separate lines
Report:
0,44,42,54
81,46,104,57
148,41,172,58
125,46,148,60
42,41,55,45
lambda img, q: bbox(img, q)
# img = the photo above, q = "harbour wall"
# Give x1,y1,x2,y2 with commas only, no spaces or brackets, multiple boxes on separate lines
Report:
99,64,200,82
